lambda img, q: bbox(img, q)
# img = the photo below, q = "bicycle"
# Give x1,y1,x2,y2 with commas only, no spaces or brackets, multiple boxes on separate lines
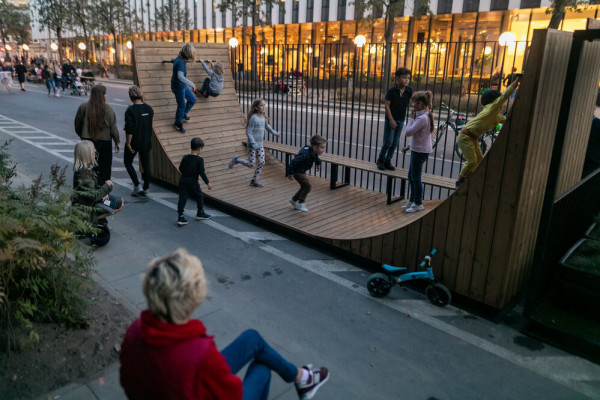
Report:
366,249,451,306
433,103,499,161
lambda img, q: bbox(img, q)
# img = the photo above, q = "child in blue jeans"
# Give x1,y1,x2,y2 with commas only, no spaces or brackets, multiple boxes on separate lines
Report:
171,43,197,134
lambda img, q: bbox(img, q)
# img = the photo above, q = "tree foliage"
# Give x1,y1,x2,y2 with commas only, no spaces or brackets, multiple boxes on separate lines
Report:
0,142,97,352
95,0,132,68
68,0,96,65
546,0,597,29
32,0,70,61
153,0,192,32
0,0,31,57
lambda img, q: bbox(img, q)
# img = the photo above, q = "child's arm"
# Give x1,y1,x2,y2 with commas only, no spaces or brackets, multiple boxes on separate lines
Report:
265,121,279,136
198,158,211,189
384,100,397,129
246,116,259,149
201,61,212,75
401,145,410,153
404,115,428,138
490,78,519,112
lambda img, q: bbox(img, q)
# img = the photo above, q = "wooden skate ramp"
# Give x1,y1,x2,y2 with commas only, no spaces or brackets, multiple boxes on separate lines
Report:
132,31,600,309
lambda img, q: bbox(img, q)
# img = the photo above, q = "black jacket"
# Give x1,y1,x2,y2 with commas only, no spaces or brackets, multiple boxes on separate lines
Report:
124,103,154,151
286,145,321,175
179,154,209,185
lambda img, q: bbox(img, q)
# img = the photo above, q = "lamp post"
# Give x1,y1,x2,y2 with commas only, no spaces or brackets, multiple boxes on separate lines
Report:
229,38,240,81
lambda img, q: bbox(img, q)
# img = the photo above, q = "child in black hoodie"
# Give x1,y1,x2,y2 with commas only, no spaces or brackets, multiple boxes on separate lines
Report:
177,138,212,225
286,135,327,212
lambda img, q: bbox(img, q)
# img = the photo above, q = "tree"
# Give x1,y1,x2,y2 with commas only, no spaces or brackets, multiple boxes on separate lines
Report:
69,0,96,66
95,0,131,70
546,0,592,29
153,0,192,32
218,0,280,79
353,0,431,89
32,0,70,61
0,0,31,59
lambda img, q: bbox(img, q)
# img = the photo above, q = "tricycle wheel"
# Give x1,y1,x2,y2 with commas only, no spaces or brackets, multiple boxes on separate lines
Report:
426,283,451,306
367,273,393,298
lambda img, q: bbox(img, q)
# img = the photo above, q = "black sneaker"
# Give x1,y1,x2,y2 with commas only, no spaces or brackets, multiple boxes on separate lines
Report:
177,215,189,225
295,365,330,400
384,160,395,171
183,115,190,122
196,212,211,220
376,160,386,171
174,123,186,134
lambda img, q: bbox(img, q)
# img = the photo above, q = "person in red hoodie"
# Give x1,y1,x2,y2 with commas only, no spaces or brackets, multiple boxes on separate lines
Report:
120,248,330,400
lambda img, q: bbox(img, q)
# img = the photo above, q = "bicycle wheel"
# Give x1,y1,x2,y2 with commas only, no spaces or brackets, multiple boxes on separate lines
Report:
426,283,451,306
480,130,497,156
367,273,393,298
432,123,448,149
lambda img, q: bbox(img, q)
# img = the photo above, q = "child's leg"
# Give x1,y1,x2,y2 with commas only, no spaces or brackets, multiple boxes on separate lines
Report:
190,183,205,214
183,86,196,117
292,173,311,203
457,133,478,179
407,157,415,203
241,362,272,400
198,78,210,95
236,147,256,168
409,152,428,205
173,88,186,124
251,147,265,183
176,183,188,216
386,121,404,163
377,119,393,164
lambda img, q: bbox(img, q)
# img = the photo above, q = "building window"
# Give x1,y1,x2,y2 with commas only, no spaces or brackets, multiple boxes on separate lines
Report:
338,0,346,20
321,0,329,22
292,0,299,23
490,0,509,10
307,0,314,22
520,0,541,8
463,0,480,13
437,0,452,15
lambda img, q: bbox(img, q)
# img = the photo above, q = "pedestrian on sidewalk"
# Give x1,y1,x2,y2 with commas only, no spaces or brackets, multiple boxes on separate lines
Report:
402,91,434,214
42,64,56,97
100,59,109,78
196,59,224,98
376,67,413,171
176,138,212,225
171,43,198,134
228,98,279,188
52,60,62,97
286,135,327,213
74,84,120,185
124,85,154,197
14,60,26,91
119,247,330,400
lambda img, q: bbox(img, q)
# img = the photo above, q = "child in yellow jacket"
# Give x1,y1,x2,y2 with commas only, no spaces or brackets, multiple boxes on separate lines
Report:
455,78,520,187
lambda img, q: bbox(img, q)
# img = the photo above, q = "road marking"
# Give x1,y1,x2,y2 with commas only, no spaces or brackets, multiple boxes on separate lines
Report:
2,113,599,399
21,84,128,107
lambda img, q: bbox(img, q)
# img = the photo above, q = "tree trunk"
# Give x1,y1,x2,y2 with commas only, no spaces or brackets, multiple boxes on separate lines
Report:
548,1,566,29
57,27,64,62
112,32,120,77
382,13,395,93
251,5,257,83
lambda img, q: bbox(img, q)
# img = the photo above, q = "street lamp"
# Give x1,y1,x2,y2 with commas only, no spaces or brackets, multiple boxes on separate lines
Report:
484,46,492,55
499,31,516,47
229,37,239,48
78,42,86,50
353,35,366,48
5,44,11,51
22,44,29,51
126,41,132,49
50,43,58,51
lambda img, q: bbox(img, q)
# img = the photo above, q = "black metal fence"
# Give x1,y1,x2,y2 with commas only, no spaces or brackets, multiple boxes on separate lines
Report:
230,41,529,200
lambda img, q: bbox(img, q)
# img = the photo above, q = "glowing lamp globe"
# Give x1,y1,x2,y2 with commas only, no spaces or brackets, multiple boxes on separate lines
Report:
353,35,366,48
126,41,132,49
229,37,239,48
22,44,29,51
499,32,516,47
50,43,58,51
78,42,86,50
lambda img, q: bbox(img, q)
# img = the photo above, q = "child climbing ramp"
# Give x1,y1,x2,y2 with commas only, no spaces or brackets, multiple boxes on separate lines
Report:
196,60,224,98
171,43,198,134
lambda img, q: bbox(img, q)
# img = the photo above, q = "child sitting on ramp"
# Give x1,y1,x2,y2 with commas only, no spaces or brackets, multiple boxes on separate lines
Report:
455,77,520,187
196,60,224,98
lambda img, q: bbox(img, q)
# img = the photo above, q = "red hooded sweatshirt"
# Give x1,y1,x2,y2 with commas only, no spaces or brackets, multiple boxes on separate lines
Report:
120,311,243,400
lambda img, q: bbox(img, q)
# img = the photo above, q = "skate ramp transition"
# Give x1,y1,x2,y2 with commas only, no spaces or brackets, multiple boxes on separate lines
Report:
132,32,600,309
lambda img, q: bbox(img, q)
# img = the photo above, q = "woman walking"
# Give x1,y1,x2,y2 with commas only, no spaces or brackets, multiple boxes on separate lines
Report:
74,84,120,185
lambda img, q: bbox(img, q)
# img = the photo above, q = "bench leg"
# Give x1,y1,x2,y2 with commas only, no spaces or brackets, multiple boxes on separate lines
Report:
330,164,350,190
387,177,406,205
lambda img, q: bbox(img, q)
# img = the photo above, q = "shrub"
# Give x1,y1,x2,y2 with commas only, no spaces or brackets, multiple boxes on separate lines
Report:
0,142,97,351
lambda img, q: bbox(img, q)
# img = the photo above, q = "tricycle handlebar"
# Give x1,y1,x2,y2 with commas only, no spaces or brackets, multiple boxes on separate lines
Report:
418,249,437,268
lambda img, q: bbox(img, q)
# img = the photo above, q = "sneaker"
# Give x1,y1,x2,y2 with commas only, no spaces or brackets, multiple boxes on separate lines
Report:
228,156,238,169
296,202,308,212
455,178,465,188
183,115,190,122
177,215,189,225
406,203,425,213
131,185,142,196
138,190,148,197
384,160,395,171
196,212,211,220
249,180,264,188
21,88,25,91
401,201,414,209
174,122,186,134
289,198,298,209
48,93,51,97
376,160,386,171
295,365,330,400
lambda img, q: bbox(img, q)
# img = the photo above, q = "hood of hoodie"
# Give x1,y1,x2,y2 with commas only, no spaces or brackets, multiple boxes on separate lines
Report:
141,310,210,347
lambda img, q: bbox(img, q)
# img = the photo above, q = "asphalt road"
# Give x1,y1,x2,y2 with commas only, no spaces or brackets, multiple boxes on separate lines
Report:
1,80,599,400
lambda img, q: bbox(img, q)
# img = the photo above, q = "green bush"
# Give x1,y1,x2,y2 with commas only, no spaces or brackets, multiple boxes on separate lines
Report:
0,142,97,351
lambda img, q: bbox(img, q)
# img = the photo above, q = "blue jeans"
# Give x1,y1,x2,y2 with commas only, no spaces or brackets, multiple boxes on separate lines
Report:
378,119,404,162
408,151,429,205
221,329,297,400
172,86,196,124
46,79,56,94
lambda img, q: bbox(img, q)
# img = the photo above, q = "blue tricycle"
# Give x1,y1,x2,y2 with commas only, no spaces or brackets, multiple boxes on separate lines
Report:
366,249,451,306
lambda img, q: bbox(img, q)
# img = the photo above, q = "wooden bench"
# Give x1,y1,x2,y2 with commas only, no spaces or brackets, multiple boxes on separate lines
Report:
259,140,456,205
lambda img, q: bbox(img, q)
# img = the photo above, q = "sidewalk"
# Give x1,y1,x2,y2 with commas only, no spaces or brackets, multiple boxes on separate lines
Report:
95,76,133,86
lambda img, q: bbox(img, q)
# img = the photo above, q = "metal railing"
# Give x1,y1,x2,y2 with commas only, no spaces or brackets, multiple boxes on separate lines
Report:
230,41,529,200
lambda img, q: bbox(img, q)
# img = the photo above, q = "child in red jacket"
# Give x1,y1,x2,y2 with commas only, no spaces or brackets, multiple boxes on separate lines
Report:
120,248,330,400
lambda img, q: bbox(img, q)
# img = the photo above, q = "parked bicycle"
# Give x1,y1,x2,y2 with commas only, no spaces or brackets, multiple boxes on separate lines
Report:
433,102,499,161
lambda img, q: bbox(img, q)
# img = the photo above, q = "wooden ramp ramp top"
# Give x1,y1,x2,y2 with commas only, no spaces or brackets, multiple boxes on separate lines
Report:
133,41,441,241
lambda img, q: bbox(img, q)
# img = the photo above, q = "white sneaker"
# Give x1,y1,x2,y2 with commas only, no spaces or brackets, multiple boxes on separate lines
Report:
289,198,298,209
401,201,414,209
228,156,238,169
296,203,308,212
406,204,425,213
131,185,142,196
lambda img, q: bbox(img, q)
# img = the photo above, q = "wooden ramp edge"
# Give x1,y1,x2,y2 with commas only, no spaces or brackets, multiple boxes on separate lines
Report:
133,32,597,309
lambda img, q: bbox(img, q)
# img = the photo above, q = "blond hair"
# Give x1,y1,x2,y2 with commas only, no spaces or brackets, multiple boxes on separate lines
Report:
128,85,144,102
73,141,97,171
143,248,207,324
179,43,196,61
213,62,224,76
